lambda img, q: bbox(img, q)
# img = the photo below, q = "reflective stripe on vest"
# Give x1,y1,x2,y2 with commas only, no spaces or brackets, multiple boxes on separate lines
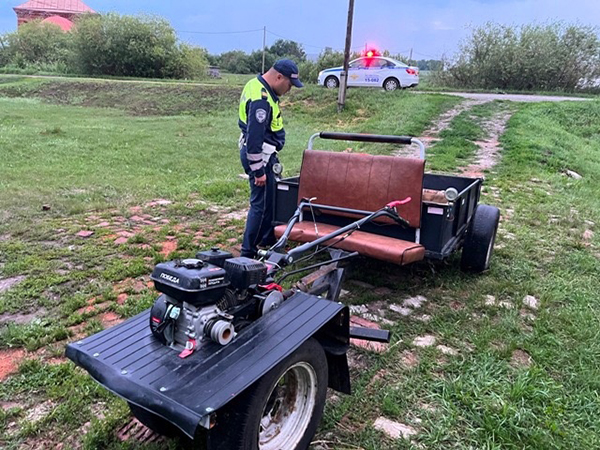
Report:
239,78,283,133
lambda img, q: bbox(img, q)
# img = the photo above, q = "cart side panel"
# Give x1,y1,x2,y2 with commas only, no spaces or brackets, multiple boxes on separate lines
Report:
419,204,451,253
274,176,300,224
421,175,482,258
453,178,482,236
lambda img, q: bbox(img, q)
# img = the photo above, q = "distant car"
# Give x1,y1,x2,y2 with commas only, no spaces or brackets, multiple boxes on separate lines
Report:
318,56,419,91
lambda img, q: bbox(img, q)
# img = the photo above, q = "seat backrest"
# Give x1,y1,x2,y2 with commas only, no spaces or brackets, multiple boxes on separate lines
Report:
297,150,425,228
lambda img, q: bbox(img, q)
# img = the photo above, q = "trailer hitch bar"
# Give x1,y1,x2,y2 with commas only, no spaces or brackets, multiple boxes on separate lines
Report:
349,327,391,343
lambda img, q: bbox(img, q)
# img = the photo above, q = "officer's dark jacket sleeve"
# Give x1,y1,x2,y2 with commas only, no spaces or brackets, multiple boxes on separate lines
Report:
245,97,271,178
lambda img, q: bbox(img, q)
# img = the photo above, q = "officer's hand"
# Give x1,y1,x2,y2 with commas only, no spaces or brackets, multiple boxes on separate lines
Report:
254,174,267,187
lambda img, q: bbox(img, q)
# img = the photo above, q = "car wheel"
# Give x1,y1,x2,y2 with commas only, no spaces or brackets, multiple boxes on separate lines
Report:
129,403,181,437
209,338,328,450
325,76,339,89
383,77,400,91
460,204,500,273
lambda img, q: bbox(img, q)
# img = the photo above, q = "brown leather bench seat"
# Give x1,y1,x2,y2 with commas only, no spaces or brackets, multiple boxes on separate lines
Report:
282,222,425,265
274,150,427,265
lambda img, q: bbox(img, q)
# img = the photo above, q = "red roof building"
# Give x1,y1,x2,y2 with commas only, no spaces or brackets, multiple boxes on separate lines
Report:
41,14,74,31
14,0,94,28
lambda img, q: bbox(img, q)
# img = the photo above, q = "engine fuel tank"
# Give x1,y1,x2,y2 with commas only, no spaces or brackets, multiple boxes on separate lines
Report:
151,259,229,306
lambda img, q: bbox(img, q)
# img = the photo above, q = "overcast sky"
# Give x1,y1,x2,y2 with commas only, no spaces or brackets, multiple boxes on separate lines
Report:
1,0,599,60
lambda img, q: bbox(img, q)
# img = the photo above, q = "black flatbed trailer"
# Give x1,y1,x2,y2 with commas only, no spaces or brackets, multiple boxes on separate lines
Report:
66,132,499,450
66,291,350,439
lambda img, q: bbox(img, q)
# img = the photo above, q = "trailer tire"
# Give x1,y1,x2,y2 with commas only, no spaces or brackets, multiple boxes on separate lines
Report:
460,204,500,273
210,338,328,450
129,403,180,437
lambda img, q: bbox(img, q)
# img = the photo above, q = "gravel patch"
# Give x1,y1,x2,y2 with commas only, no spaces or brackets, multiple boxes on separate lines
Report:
523,295,539,310
373,417,418,440
402,295,427,309
413,335,436,347
0,275,26,294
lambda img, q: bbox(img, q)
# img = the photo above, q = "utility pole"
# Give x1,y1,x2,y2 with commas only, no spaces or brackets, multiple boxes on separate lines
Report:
262,26,266,74
409,47,413,64
337,0,355,113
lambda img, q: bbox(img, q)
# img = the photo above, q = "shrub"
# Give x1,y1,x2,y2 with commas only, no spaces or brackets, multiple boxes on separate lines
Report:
433,22,600,92
0,20,72,68
71,13,208,79
167,43,209,79
216,40,306,75
219,50,252,74
298,48,345,83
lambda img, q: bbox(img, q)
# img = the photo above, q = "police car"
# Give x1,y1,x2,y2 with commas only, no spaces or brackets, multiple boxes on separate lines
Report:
318,55,419,91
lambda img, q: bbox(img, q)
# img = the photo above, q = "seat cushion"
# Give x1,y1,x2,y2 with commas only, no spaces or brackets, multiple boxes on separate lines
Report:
274,222,425,266
297,150,425,228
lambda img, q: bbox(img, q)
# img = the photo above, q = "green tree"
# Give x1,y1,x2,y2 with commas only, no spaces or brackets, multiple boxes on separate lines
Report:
268,39,306,61
219,50,252,74
0,33,11,67
206,53,220,66
248,50,276,73
0,20,72,70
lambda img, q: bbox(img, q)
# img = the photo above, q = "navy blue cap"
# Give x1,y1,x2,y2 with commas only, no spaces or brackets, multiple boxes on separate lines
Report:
273,59,303,88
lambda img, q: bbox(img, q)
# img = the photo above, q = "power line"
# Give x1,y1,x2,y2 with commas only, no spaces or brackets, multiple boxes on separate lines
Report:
267,29,363,52
175,27,438,58
412,50,443,59
178,28,263,35
266,30,331,50
385,49,412,55
175,26,367,53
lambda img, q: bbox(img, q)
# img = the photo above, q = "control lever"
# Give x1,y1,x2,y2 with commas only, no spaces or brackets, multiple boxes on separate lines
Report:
385,197,412,227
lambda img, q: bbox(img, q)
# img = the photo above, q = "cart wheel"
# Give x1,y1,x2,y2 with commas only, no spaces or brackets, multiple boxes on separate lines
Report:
460,204,500,273
129,403,180,437
210,338,328,450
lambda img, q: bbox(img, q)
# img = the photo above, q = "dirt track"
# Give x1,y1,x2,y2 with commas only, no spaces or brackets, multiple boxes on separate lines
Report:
421,91,591,102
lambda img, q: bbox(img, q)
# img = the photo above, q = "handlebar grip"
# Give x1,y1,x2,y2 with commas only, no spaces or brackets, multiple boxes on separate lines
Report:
319,132,413,145
386,197,412,208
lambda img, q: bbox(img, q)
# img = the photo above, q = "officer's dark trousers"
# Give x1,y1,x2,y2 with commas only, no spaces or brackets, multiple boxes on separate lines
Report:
240,147,277,259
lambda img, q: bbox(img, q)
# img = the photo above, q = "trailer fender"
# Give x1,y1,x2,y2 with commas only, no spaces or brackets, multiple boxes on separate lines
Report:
66,291,348,439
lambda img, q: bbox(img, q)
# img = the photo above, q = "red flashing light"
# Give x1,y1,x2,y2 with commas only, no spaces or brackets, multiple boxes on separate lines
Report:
363,48,380,58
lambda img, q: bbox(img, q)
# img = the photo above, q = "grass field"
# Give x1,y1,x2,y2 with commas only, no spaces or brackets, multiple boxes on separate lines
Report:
0,75,599,449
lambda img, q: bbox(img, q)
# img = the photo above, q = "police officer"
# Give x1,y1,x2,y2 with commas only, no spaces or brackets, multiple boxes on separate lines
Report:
238,59,303,259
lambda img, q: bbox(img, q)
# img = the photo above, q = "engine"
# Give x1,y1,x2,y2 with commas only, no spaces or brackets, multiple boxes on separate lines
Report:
148,248,273,354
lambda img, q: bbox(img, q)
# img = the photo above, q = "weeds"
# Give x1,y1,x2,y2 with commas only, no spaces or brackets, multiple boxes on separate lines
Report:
0,78,598,449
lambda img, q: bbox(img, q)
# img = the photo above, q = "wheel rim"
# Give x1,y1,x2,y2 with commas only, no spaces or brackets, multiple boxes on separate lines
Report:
258,362,318,450
385,79,398,91
326,77,337,88
484,228,497,268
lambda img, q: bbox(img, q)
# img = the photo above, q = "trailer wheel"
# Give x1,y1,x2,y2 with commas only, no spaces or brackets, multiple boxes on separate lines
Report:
211,338,328,450
460,204,500,273
129,403,180,437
